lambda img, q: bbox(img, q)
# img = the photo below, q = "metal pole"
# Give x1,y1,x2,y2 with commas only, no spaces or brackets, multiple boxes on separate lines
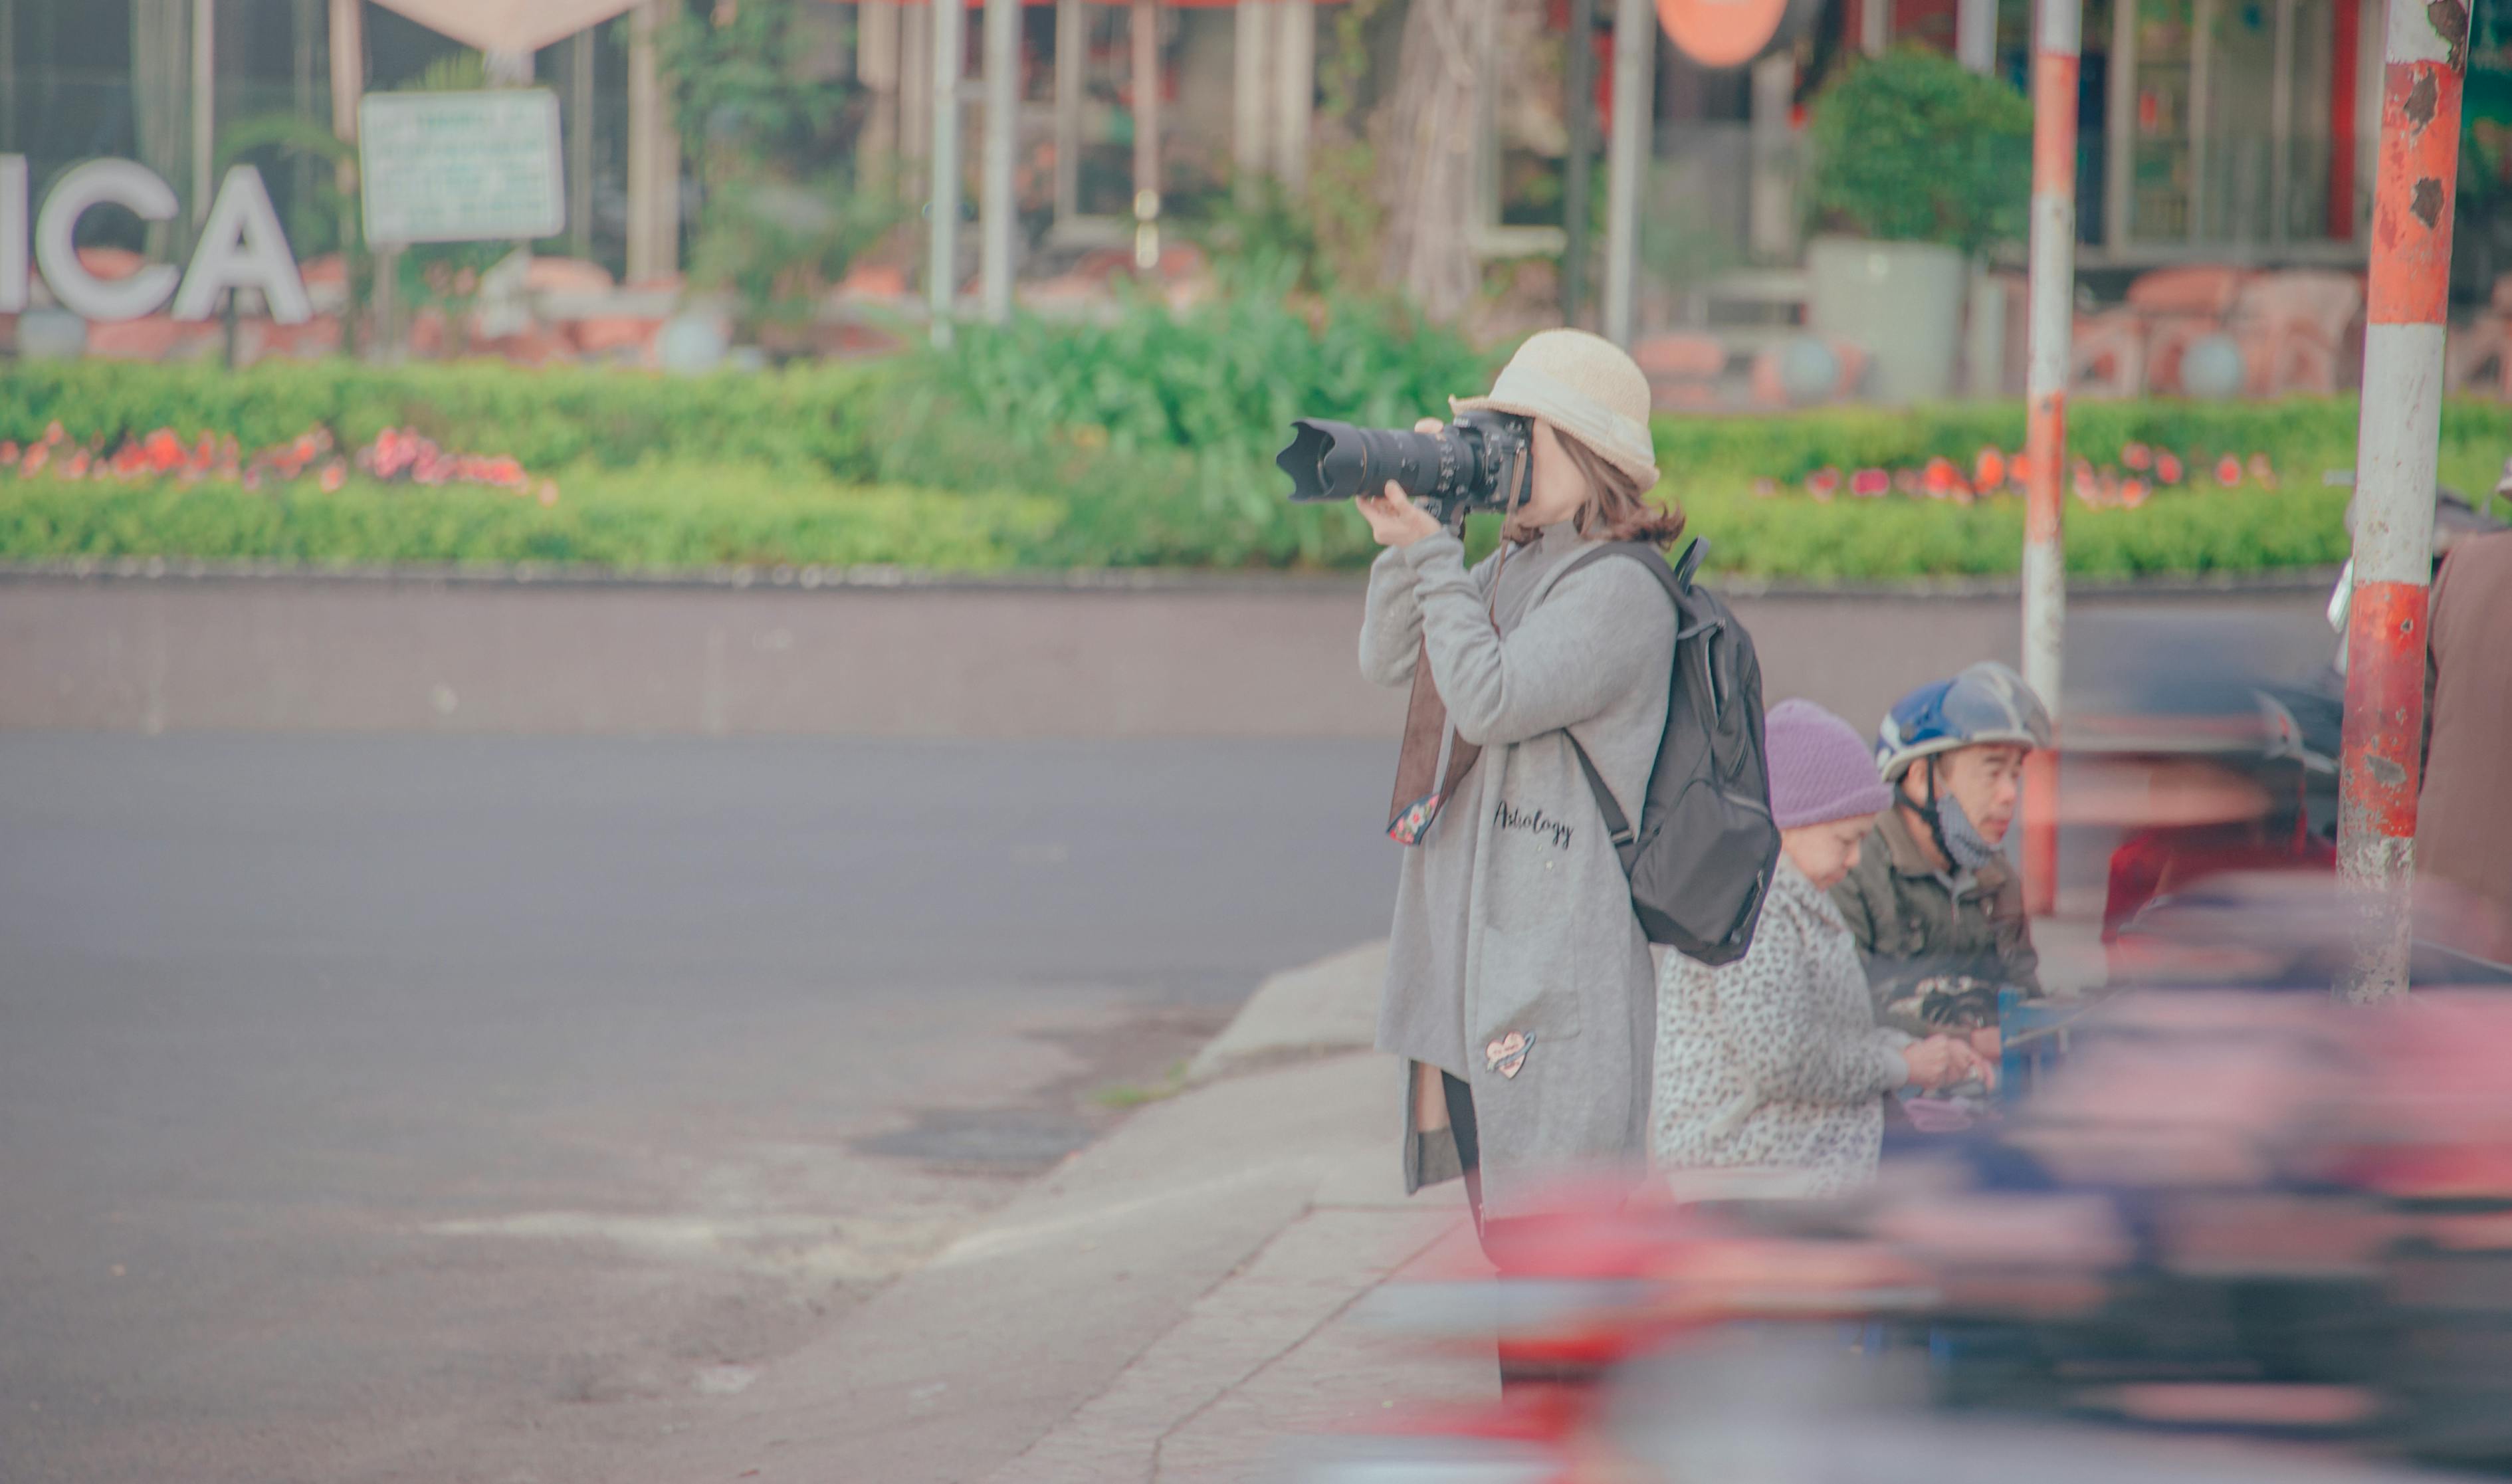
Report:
1601,0,1651,348
902,1,932,169
2104,0,2132,247
1957,0,1995,72
1861,0,1887,56
1747,51,1794,262
628,0,669,280
292,0,314,233
1274,0,1311,190
1472,0,1499,236
328,0,362,352
1563,0,1595,322
1130,0,1158,270
2269,0,2294,242
980,0,1017,322
570,30,594,259
2020,0,2081,918
859,1,899,181
1053,0,1081,225
929,0,964,344
1234,0,1273,193
2337,0,2464,1004
192,0,215,229
2188,0,2214,240
0,0,15,152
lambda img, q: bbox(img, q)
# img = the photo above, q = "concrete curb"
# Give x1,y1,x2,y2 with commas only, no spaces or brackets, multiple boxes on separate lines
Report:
1184,940,1386,1087
0,556,2344,600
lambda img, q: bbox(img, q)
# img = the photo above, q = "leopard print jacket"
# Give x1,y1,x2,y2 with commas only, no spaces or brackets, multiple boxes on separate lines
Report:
1651,855,1910,1196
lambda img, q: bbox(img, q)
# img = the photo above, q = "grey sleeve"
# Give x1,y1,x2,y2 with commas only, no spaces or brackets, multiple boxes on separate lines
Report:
1732,916,1909,1105
1400,534,1677,749
1358,546,1423,689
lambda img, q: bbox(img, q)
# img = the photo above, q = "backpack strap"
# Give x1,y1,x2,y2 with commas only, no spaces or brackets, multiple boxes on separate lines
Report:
1568,735,1641,866
1557,539,1711,867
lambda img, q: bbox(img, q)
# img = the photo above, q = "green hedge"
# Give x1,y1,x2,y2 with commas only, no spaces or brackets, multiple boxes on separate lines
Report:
0,360,890,478
0,358,2493,577
0,463,1055,572
0,456,2349,580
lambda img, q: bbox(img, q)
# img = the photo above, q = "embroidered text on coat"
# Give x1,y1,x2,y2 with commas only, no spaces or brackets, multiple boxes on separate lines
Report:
1493,799,1574,849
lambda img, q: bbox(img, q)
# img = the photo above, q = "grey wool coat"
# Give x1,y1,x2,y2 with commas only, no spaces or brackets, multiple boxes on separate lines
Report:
1360,522,1677,1219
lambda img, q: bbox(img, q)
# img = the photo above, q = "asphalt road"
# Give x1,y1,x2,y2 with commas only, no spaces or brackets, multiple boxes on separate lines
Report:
0,734,1398,1484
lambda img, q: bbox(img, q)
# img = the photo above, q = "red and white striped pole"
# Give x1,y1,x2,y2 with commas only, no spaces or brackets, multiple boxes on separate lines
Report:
2019,0,2080,918
2338,0,2465,1004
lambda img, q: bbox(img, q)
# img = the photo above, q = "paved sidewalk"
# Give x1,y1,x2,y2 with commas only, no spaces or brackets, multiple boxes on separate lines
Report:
627,918,2116,1483
984,1092,1489,1483
621,943,1489,1484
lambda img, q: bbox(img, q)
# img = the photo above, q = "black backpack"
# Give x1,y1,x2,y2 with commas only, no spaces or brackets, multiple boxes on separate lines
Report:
1559,538,1780,966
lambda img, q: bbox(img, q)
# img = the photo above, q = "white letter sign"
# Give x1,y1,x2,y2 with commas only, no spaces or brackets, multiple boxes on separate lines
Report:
35,159,181,322
171,167,312,324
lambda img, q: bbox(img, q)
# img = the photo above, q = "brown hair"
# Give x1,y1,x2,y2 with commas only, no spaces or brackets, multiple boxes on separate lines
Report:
1522,431,1687,549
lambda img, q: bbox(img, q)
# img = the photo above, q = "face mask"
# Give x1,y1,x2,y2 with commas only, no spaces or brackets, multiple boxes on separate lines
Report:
1936,790,2006,872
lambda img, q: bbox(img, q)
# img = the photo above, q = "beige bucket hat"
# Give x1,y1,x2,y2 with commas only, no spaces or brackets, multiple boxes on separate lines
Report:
1451,328,1660,492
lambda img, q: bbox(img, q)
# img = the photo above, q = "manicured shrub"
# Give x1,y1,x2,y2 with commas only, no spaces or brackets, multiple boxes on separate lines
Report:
5,350,2489,578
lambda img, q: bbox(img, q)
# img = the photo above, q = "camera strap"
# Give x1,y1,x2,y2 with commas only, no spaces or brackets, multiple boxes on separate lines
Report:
1387,653,1481,845
1386,448,1532,845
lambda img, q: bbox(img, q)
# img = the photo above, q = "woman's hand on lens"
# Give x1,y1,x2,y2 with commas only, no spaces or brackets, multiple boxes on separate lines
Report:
1357,481,1443,549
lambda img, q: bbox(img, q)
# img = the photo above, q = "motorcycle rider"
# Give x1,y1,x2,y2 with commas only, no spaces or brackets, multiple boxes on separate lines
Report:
1831,663,2052,1045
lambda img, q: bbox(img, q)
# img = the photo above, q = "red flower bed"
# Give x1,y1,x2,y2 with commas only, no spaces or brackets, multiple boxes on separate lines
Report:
1758,443,2282,512
0,421,556,504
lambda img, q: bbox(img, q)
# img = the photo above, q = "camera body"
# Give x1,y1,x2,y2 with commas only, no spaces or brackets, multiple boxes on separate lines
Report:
1275,410,1534,529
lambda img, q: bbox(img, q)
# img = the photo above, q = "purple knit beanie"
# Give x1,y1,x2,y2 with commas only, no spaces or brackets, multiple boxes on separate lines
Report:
1764,698,1895,830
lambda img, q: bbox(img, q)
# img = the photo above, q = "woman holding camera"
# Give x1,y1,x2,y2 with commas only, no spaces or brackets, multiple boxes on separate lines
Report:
1358,330,1683,1236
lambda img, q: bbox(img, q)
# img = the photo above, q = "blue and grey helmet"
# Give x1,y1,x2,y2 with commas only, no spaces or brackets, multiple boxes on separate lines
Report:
1875,662,2053,782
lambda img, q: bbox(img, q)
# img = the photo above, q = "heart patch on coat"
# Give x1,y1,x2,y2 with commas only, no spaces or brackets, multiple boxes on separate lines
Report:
1485,1031,1534,1079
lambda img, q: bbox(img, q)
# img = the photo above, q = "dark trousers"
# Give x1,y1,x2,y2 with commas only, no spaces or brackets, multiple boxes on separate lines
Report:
1441,1071,1596,1396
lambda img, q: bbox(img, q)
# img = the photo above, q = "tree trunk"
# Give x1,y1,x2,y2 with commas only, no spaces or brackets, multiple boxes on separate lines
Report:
1375,0,1482,322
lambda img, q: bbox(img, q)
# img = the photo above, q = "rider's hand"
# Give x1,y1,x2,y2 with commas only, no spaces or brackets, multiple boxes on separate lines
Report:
1900,1037,1961,1091
1969,1026,2001,1062
1357,423,1449,549
1903,1035,1990,1092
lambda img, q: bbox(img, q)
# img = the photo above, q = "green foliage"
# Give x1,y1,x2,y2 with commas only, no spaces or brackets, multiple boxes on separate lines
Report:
1804,47,2034,256
657,0,883,341
0,463,1054,572
1680,482,2353,582
881,278,1496,566
918,275,1496,464
690,176,907,336
214,112,360,259
0,360,890,479
9,358,2497,580
664,0,855,175
1177,0,1394,298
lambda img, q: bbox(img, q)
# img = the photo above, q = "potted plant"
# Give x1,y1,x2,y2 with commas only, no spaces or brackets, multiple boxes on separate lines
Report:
1802,47,2031,402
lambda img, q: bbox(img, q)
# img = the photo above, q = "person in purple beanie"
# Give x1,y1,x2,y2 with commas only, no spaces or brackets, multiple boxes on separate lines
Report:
1651,699,1987,1196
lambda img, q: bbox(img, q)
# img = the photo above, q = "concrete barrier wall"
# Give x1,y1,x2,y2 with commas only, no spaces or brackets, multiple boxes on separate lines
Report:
0,573,2335,738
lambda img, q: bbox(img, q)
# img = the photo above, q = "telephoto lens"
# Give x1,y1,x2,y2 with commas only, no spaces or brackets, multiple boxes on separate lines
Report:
1275,411,1532,527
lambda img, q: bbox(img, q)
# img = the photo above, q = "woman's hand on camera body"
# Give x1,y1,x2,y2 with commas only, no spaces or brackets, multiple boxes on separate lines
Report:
1356,418,1447,550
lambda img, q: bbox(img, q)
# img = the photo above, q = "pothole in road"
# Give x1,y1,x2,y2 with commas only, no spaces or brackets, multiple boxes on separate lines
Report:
851,1108,1099,1170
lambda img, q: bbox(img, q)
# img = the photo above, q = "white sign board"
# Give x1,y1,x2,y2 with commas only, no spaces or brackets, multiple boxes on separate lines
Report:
358,90,565,246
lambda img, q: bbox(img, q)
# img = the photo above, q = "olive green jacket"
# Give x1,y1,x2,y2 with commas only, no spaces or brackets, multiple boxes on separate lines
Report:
1829,808,2041,1034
